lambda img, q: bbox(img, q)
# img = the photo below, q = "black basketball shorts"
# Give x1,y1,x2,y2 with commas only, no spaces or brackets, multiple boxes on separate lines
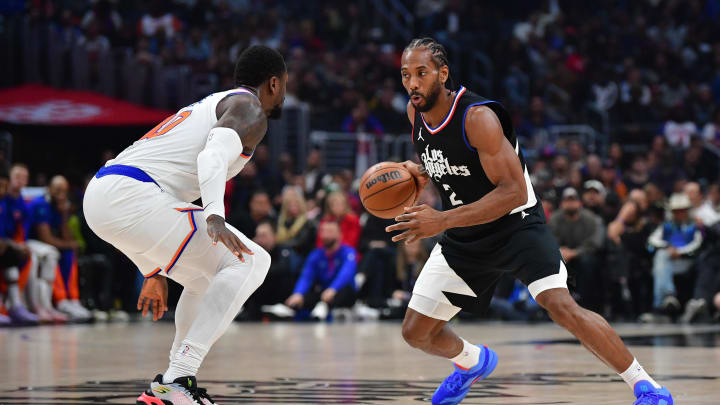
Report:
408,211,566,321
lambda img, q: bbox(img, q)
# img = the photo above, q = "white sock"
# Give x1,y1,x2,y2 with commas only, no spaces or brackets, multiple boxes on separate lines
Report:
619,358,661,389
7,284,22,308
163,340,208,383
449,338,482,370
40,280,54,309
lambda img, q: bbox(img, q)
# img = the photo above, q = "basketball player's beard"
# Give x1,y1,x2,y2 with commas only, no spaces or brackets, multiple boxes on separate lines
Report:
269,103,282,120
413,81,442,112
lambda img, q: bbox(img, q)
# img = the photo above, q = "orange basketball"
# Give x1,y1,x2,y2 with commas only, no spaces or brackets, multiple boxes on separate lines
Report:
359,162,417,219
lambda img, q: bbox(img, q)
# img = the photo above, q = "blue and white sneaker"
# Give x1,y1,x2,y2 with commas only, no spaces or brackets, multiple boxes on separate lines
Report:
431,345,498,405
633,380,673,405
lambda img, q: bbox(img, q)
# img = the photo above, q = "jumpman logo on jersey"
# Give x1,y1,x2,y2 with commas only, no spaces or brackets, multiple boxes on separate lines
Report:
521,210,529,219
417,127,425,142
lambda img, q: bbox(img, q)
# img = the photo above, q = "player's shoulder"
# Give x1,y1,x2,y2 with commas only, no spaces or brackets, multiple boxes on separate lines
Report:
215,89,263,121
463,103,503,136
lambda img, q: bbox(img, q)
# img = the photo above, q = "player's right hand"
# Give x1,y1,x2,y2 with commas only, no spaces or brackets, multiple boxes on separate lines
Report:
401,160,430,204
206,214,254,262
137,276,168,321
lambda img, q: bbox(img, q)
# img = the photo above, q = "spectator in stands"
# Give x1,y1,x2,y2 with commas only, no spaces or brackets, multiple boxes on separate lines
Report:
276,187,316,257
701,107,720,147
230,189,275,239
229,161,262,216
253,144,285,202
316,191,361,249
608,143,624,170
302,148,330,201
80,0,122,41
708,184,720,211
246,221,301,320
581,154,602,182
517,96,554,146
548,187,604,312
342,99,384,136
582,180,613,224
684,182,720,228
550,155,570,193
5,164,67,323
27,175,91,321
607,200,656,318
285,220,357,320
647,193,703,315
139,0,181,39
356,214,397,308
600,161,628,200
371,82,407,134
0,167,38,325
681,220,720,323
661,106,697,150
623,156,650,192
185,27,210,64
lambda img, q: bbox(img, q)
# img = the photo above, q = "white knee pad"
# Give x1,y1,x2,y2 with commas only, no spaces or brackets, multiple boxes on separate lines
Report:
4,267,19,282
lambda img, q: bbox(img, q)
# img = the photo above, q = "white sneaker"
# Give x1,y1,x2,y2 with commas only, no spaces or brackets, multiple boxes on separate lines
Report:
109,309,130,322
92,310,108,322
331,308,354,321
681,298,707,323
311,301,329,320
137,374,217,405
353,303,380,320
69,300,92,318
260,303,296,318
57,299,91,321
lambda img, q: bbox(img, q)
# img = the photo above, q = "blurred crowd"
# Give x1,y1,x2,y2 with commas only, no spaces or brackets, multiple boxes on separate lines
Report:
2,0,720,325
9,0,720,141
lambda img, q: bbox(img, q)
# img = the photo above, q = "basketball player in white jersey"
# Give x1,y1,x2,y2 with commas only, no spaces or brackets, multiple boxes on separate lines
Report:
83,46,287,405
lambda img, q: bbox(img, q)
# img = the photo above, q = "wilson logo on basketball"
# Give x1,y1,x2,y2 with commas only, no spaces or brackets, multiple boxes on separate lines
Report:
365,170,402,189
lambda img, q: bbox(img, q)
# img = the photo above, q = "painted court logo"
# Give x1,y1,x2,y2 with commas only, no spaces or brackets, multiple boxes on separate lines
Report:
365,170,402,189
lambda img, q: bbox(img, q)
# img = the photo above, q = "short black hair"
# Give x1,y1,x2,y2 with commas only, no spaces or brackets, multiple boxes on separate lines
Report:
234,45,286,88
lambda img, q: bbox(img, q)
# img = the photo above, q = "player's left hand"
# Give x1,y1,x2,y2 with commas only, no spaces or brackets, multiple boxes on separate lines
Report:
207,214,254,262
386,204,446,244
137,275,168,321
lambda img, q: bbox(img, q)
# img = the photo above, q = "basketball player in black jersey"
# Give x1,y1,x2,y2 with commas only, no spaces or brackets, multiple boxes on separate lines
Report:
386,38,673,405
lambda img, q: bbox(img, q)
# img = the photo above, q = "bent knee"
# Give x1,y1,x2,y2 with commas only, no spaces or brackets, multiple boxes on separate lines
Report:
247,247,271,286
401,319,435,349
537,291,582,328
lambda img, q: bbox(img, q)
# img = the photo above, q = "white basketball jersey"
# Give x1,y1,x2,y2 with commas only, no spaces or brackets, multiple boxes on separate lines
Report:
107,88,256,202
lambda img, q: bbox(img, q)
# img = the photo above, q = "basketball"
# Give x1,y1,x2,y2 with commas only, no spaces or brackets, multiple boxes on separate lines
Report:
359,162,417,219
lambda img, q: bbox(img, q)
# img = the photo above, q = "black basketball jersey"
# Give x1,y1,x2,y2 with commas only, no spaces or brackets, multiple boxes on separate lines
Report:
411,85,540,244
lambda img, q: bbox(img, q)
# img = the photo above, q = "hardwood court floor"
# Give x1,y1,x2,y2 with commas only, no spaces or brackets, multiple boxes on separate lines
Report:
1,321,719,404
